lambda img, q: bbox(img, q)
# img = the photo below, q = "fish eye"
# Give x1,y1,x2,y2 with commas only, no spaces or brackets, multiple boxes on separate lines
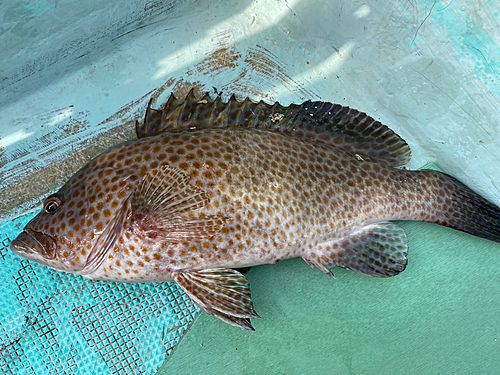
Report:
44,195,62,214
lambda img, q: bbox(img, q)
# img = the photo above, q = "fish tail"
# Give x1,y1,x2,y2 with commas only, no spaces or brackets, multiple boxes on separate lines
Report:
407,170,500,243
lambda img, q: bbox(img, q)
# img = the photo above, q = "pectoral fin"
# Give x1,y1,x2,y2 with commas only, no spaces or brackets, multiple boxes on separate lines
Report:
131,165,228,241
305,222,409,278
172,268,260,330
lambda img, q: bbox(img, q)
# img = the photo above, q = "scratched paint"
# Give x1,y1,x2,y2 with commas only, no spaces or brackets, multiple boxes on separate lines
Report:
412,0,500,97
0,97,142,222
1,0,181,104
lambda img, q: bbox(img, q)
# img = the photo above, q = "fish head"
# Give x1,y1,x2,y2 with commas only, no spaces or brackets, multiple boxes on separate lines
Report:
11,159,139,274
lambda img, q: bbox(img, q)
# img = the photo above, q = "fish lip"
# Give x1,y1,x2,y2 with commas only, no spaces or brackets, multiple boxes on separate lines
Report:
11,228,57,260
10,237,29,254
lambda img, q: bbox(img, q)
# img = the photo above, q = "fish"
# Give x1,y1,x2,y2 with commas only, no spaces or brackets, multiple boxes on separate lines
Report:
11,90,500,330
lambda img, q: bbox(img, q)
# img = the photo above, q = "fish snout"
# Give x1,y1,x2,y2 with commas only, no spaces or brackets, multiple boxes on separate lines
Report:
11,228,57,260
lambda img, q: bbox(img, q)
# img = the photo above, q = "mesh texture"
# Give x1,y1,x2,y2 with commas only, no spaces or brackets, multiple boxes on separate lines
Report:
0,212,199,375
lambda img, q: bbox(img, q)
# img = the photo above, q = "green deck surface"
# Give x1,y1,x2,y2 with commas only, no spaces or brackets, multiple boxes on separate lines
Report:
160,220,500,374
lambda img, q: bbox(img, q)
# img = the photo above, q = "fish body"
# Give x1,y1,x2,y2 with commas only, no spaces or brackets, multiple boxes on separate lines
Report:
11,92,500,330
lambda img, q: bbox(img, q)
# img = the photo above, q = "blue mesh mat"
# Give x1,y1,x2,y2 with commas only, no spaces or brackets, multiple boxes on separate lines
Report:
0,211,199,374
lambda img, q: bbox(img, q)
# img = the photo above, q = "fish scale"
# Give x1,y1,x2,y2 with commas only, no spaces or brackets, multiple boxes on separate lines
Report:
11,90,500,330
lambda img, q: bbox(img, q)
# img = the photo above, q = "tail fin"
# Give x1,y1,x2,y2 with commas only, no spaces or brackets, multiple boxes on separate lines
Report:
419,170,500,243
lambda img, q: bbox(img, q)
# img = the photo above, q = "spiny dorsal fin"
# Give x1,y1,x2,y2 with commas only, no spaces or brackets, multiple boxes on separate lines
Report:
172,268,260,330
131,165,228,242
305,223,409,278
136,89,411,167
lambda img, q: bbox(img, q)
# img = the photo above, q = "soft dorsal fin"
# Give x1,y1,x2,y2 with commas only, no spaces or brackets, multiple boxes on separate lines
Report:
136,89,411,167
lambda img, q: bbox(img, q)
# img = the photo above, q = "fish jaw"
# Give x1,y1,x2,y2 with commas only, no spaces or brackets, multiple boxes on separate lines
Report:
11,228,58,267
11,226,90,273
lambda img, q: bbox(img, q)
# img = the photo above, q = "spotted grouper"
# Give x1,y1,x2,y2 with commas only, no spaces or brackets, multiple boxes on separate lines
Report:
11,90,500,330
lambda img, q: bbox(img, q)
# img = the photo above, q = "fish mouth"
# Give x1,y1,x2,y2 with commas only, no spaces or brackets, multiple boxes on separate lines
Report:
11,228,57,260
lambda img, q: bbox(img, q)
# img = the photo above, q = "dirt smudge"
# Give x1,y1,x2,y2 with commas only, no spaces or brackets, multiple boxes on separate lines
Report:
188,46,242,77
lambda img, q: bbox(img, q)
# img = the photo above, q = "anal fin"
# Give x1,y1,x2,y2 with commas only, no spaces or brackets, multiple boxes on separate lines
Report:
305,223,409,278
172,268,260,330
